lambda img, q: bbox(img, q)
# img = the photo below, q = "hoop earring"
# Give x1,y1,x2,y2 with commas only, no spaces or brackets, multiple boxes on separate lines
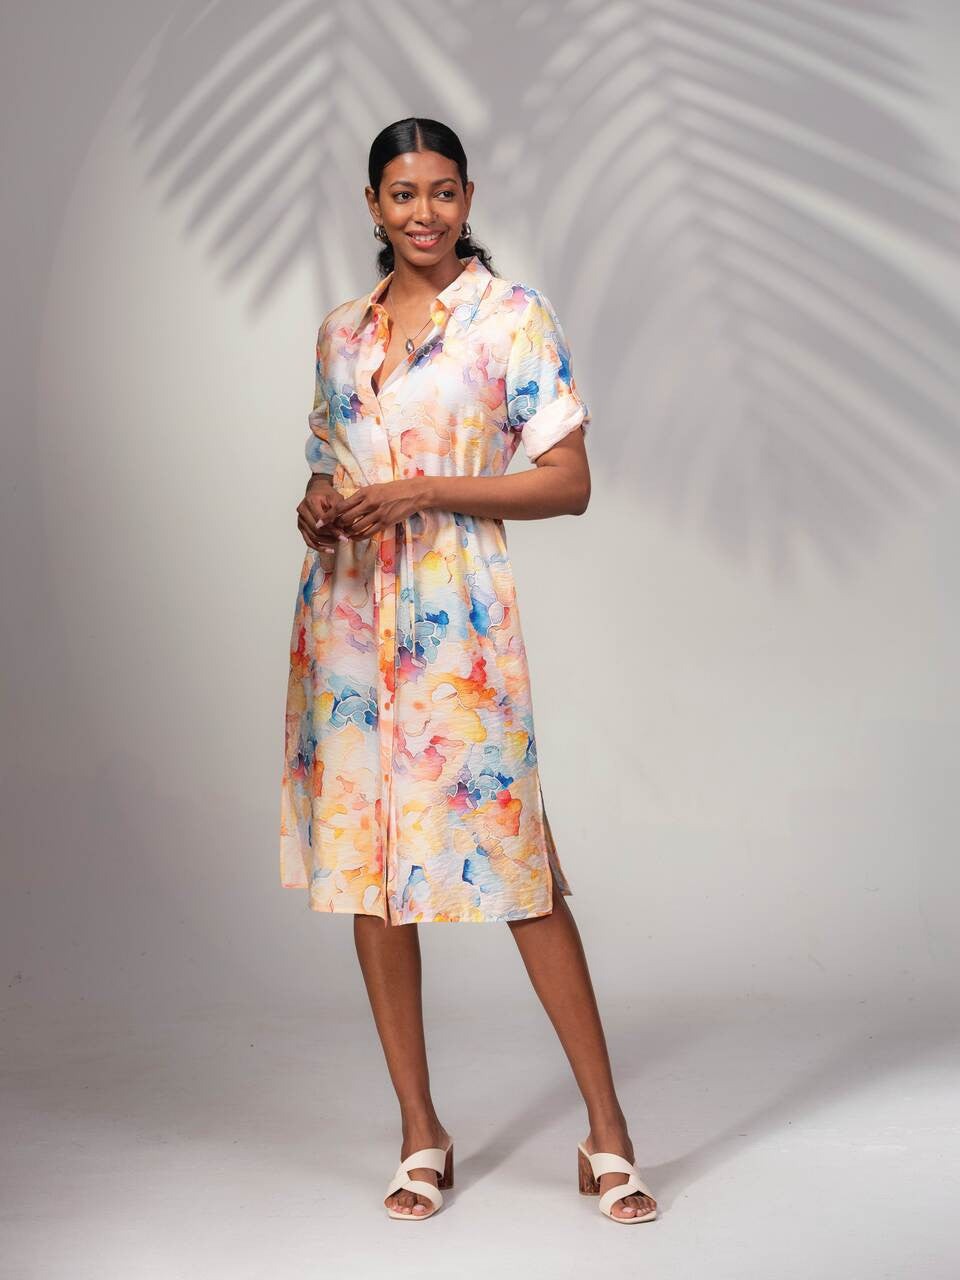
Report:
458,221,472,241
374,223,389,243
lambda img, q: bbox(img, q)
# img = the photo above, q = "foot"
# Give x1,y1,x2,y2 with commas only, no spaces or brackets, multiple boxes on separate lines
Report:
384,1121,452,1217
583,1124,657,1221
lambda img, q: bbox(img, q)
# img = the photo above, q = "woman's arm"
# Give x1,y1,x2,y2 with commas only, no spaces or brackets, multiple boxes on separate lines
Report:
330,429,589,540
421,428,590,520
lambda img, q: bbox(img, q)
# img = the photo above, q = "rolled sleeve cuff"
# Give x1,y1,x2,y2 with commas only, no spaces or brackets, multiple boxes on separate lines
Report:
521,396,591,462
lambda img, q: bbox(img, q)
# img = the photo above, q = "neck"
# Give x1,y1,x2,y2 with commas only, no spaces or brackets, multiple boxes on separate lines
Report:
388,251,467,301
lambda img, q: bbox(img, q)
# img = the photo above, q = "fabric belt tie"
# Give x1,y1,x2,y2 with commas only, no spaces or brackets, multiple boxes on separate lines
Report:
372,518,416,922
401,517,416,658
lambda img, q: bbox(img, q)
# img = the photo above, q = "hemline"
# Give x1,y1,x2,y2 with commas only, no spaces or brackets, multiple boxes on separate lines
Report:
280,881,572,926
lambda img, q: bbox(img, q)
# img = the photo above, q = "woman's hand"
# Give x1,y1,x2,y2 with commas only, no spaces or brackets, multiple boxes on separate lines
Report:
331,477,433,540
297,483,348,569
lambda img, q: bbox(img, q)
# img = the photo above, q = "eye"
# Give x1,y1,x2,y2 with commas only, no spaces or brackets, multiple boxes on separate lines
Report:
393,189,456,201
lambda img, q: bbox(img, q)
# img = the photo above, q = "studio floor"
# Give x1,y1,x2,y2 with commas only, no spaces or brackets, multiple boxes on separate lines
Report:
3,991,957,1279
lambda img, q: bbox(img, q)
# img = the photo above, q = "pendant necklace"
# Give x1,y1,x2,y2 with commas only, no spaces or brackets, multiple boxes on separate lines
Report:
384,285,433,354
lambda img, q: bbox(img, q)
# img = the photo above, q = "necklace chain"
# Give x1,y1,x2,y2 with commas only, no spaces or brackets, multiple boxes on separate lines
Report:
383,284,434,354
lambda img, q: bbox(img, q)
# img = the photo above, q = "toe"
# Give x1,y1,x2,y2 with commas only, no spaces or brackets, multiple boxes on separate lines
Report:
627,1193,655,1216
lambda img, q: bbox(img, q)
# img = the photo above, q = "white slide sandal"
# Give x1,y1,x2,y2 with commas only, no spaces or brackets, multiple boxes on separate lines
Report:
577,1140,658,1223
384,1140,454,1220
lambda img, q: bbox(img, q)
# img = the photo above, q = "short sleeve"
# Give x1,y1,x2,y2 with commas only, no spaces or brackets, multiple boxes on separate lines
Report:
505,289,591,462
305,322,337,475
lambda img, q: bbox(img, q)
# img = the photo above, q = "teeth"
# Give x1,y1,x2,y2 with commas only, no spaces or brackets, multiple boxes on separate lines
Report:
410,233,440,241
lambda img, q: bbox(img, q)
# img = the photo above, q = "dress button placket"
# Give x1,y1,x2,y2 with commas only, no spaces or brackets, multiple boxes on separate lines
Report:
356,299,448,922
358,308,401,923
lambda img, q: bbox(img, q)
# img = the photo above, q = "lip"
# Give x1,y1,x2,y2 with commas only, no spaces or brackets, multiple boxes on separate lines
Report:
406,230,445,248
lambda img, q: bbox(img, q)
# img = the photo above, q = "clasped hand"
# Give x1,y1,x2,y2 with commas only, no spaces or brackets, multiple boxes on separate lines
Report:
297,478,428,556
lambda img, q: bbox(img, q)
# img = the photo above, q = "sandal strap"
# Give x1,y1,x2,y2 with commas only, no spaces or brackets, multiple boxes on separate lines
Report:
397,1146,448,1175
580,1145,655,1210
385,1144,450,1208
599,1174,653,1216
385,1174,443,1210
585,1150,637,1179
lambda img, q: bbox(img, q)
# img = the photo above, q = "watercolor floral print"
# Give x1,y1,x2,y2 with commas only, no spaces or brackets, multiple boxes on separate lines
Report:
281,255,590,924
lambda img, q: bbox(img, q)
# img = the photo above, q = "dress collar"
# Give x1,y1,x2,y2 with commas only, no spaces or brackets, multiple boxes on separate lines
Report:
348,253,493,340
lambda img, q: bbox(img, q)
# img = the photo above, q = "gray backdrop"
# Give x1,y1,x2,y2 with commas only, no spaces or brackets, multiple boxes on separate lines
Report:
3,3,959,1277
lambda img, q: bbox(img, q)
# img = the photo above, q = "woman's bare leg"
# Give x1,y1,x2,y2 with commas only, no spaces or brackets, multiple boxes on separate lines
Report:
506,878,656,1220
353,914,452,1215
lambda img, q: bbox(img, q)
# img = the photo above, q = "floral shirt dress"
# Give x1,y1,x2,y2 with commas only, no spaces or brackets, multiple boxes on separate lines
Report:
280,253,590,925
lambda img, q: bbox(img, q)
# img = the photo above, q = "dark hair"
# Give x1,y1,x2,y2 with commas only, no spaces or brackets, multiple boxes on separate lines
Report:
367,117,497,278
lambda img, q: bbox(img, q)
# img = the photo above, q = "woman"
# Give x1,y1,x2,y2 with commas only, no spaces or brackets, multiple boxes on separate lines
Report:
280,117,657,1225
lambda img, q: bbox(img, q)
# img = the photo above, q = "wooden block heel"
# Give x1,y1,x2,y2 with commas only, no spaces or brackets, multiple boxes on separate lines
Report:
438,1141,454,1190
578,1144,600,1194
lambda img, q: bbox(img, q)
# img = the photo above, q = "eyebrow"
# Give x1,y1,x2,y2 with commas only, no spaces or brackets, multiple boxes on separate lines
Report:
388,178,457,188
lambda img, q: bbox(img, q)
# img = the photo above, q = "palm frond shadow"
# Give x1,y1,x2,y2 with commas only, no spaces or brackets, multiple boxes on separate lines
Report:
133,0,960,578
132,0,480,306
529,0,960,576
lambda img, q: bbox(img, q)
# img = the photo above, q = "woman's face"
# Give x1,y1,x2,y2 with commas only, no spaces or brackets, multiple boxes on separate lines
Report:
367,149,473,267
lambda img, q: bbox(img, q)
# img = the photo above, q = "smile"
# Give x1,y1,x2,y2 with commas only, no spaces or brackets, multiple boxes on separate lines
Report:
406,230,444,248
